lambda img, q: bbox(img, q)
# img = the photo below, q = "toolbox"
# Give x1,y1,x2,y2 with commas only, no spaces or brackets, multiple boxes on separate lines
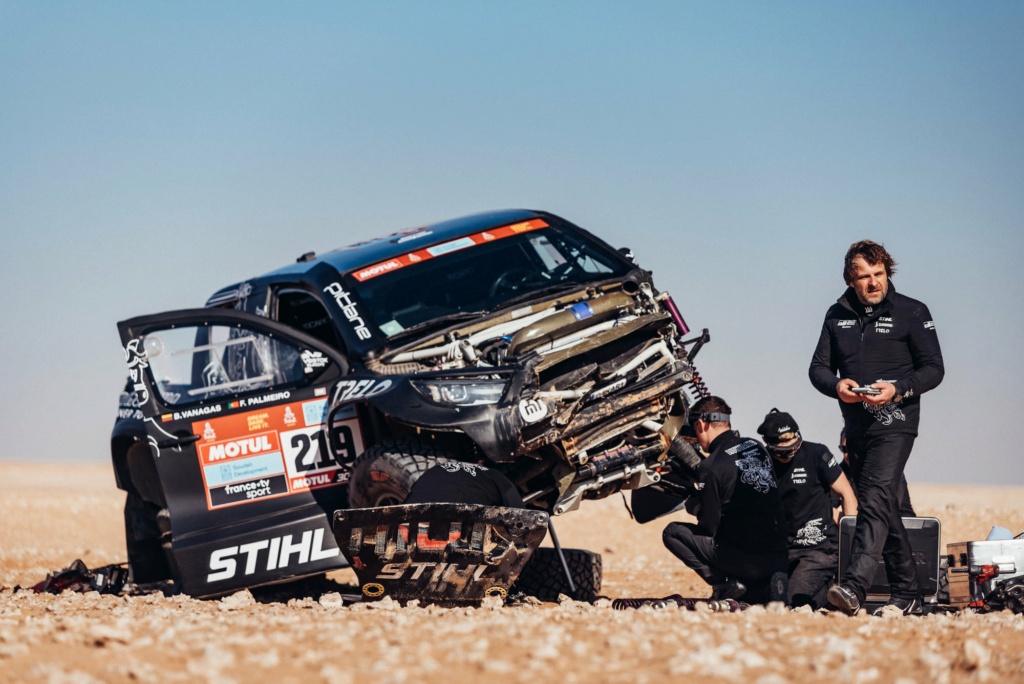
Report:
838,516,941,602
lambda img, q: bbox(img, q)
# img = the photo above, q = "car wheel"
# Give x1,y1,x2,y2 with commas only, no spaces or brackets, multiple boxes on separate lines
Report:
347,438,453,508
514,547,603,603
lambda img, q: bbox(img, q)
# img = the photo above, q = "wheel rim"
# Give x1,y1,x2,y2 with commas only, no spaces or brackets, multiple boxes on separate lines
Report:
374,493,403,507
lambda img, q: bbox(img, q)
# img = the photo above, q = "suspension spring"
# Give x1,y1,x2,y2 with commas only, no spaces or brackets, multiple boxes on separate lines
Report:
689,363,710,399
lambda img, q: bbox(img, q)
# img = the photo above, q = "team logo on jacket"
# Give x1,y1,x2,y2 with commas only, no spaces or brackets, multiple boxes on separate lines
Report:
735,451,776,494
924,321,935,330
864,401,906,425
837,320,855,329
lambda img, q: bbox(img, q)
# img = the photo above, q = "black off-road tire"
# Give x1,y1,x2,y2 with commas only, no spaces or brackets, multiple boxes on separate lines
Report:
348,438,453,508
515,548,602,603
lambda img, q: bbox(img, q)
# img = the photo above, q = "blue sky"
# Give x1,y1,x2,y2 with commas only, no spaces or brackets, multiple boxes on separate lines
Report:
2,2,1022,485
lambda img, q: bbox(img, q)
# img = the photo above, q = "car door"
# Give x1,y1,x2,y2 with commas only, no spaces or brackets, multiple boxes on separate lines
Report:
118,308,363,597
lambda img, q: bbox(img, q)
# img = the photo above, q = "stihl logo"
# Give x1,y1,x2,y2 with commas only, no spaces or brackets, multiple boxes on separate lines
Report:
207,528,339,582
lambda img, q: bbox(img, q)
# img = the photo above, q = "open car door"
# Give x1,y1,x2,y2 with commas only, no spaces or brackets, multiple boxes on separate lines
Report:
118,308,361,597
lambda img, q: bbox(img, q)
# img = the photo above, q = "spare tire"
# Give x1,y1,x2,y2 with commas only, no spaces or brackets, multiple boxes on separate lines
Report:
515,548,602,602
348,438,453,508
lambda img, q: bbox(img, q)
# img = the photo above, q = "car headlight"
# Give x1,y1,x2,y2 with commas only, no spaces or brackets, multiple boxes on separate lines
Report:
410,378,507,406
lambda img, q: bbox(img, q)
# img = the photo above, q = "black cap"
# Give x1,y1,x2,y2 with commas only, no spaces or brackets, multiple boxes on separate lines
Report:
757,408,800,445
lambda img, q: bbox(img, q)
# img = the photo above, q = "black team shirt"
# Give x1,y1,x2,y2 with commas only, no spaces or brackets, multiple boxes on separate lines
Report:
771,441,844,553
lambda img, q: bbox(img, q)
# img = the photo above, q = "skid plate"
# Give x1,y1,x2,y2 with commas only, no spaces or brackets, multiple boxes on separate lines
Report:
333,504,548,605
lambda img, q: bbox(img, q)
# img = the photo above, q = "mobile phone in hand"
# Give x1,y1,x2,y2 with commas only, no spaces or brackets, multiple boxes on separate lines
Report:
850,387,881,395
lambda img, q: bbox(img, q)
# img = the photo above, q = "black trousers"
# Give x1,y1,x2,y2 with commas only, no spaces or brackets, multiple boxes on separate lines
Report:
663,522,787,587
844,432,921,601
788,548,836,609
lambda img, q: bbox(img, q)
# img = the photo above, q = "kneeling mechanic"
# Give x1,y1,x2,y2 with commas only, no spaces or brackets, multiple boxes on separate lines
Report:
662,396,788,603
759,408,857,609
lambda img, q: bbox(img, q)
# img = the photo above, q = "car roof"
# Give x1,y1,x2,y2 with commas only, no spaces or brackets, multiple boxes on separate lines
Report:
206,209,545,305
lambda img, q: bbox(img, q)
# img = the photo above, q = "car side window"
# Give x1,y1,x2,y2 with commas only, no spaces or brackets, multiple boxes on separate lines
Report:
274,290,343,351
141,325,310,406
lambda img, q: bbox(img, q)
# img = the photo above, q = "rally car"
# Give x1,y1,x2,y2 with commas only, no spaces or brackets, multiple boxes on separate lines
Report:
112,209,707,597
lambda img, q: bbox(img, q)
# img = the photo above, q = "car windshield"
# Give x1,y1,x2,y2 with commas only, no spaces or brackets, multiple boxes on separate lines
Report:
348,224,631,338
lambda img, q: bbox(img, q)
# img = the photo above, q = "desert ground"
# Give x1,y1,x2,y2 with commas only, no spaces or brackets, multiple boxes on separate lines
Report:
1,461,1022,684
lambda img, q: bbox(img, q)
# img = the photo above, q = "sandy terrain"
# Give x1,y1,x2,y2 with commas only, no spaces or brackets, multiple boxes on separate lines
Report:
1,461,1022,683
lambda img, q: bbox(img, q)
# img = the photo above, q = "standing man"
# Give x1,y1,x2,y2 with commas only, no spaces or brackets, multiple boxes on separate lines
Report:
662,396,788,603
759,409,858,609
809,241,944,615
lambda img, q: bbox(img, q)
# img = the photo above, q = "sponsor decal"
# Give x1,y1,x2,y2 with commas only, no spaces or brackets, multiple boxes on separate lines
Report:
376,562,489,583
117,391,145,421
427,237,476,256
355,259,403,282
589,377,627,401
396,229,433,244
837,320,856,329
247,412,270,431
207,527,340,583
518,399,548,424
124,338,150,405
300,349,329,372
203,432,279,463
827,455,838,468
332,378,393,404
314,387,327,397
790,466,807,485
324,282,373,340
192,398,362,509
924,320,935,330
351,218,549,282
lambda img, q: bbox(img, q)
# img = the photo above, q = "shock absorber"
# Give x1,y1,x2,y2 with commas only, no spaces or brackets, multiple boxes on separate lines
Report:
689,363,710,399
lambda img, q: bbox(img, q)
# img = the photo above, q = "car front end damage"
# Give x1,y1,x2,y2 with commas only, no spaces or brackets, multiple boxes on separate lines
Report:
337,276,702,515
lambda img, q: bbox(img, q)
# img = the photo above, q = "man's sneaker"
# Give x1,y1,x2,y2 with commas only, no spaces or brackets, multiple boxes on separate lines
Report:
711,579,747,601
871,596,923,616
827,584,861,615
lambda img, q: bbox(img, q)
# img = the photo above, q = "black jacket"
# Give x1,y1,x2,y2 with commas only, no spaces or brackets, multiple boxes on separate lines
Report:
809,284,944,437
695,431,787,555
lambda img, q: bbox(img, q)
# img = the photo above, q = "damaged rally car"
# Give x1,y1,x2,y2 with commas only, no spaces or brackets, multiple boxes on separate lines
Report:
113,209,708,598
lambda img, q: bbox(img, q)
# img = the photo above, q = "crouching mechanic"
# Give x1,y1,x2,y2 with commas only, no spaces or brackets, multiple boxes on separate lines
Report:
759,409,858,609
662,396,789,602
